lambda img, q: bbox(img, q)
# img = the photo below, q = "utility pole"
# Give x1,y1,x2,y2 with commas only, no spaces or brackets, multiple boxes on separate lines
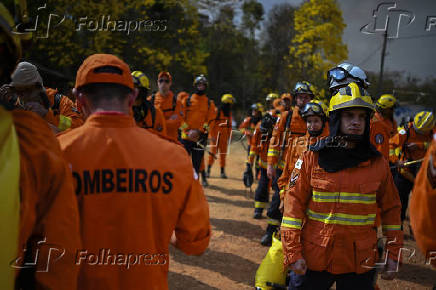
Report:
377,31,388,96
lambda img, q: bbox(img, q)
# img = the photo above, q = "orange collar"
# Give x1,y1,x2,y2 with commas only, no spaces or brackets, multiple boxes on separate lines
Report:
86,112,136,128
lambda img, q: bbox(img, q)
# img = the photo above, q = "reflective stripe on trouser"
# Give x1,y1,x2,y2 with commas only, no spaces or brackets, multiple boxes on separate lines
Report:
267,149,279,158
306,209,376,226
267,218,280,226
312,191,376,204
255,168,269,208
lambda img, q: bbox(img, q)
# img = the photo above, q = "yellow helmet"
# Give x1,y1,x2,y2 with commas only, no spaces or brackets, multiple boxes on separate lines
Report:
301,100,328,120
221,94,235,104
131,71,150,90
376,94,397,110
413,111,435,134
312,100,329,117
329,82,374,113
266,93,279,102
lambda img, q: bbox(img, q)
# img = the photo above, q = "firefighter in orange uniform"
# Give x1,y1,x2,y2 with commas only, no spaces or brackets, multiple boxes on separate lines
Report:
370,94,398,159
267,82,314,181
58,54,211,290
131,70,167,135
239,103,263,156
259,100,329,247
248,112,277,219
281,83,403,289
1,8,81,288
179,74,216,186
8,61,83,133
410,135,436,269
389,110,435,224
149,71,183,140
207,94,234,179
44,87,84,131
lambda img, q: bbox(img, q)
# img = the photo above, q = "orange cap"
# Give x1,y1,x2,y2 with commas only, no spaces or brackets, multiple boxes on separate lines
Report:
158,71,172,81
75,54,134,89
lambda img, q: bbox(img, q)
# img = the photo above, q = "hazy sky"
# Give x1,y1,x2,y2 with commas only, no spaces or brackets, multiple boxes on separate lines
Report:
258,0,436,80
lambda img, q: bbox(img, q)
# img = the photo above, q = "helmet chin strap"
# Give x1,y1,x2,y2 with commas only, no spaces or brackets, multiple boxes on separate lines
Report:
342,134,364,142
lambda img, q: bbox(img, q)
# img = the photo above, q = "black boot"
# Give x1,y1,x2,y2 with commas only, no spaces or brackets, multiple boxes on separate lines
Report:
206,165,211,178
253,208,263,219
220,167,227,179
201,170,209,187
260,224,277,247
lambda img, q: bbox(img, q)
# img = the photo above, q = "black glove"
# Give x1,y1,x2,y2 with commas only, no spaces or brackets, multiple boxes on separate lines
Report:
243,163,254,188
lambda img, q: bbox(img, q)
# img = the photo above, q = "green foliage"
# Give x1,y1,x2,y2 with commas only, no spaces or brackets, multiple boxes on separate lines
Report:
24,0,207,91
288,0,348,100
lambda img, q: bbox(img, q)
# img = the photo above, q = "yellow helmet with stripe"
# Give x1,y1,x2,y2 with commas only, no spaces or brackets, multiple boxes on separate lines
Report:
131,71,150,90
221,94,235,104
376,94,397,110
413,111,435,134
329,82,374,113
266,93,279,102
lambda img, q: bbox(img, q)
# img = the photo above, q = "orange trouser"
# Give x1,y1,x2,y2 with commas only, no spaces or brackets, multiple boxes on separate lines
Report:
208,131,230,168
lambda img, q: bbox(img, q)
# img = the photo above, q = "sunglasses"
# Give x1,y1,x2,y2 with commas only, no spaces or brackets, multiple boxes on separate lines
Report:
159,79,170,83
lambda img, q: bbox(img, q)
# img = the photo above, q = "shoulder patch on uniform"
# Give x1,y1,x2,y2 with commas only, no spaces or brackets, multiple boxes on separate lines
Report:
375,133,384,144
289,169,299,187
399,129,406,135
294,159,303,169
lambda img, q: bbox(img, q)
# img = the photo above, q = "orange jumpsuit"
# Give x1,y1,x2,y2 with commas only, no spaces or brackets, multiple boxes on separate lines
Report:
370,111,396,159
281,150,403,274
208,108,232,168
249,120,274,211
58,112,211,290
410,137,436,268
44,88,84,131
277,127,329,198
249,122,269,170
268,107,306,170
149,91,183,140
239,116,259,147
9,109,81,289
180,93,215,139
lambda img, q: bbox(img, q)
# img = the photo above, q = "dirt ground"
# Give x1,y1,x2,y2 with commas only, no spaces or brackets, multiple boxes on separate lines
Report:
169,141,436,290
